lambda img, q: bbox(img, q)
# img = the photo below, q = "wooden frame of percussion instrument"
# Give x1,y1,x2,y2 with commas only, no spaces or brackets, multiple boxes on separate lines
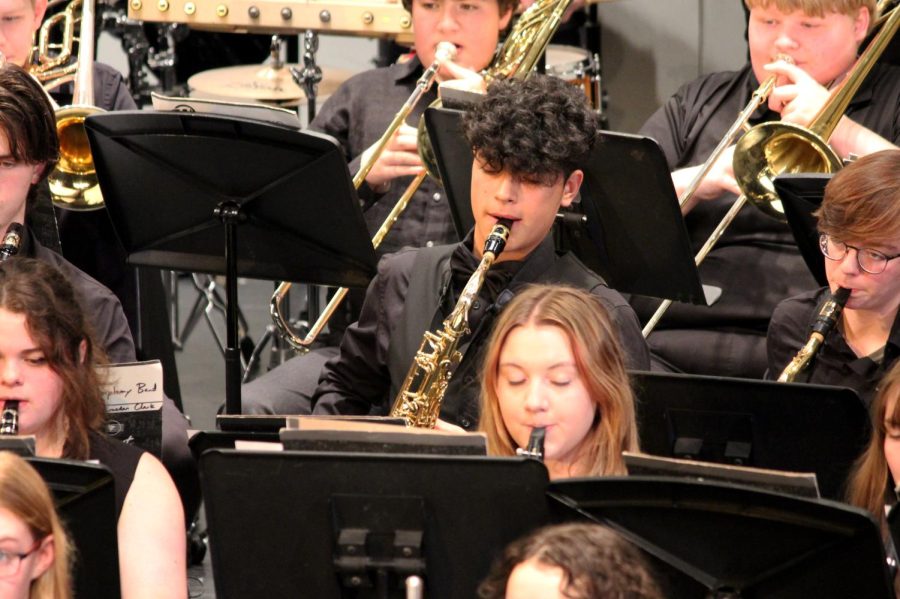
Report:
127,0,414,41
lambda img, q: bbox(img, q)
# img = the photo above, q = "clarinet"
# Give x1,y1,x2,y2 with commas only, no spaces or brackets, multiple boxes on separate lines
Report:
0,401,19,435
0,222,23,262
516,427,546,461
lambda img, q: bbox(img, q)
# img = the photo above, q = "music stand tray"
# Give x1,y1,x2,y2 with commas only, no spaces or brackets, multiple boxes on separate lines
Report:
27,457,120,599
85,111,378,413
631,370,870,500
425,108,705,303
200,449,549,599
548,477,894,598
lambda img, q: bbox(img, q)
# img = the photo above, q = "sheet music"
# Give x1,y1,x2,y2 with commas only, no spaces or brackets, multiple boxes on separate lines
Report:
151,92,302,129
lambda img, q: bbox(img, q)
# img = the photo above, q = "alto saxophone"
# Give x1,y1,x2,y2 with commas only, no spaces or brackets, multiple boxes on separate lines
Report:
778,286,851,383
390,221,512,428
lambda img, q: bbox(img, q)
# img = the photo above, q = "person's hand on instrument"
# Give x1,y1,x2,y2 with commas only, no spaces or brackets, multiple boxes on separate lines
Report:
437,59,487,93
765,60,831,127
361,123,424,192
672,144,741,214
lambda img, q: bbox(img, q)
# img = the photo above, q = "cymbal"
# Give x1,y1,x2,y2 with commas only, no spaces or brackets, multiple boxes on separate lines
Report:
188,64,353,105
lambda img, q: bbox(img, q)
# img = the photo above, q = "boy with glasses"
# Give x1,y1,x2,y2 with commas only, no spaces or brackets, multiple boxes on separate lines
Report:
767,150,900,405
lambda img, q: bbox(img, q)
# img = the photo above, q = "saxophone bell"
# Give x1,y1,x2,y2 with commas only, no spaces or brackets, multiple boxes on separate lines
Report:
516,426,546,461
0,401,19,435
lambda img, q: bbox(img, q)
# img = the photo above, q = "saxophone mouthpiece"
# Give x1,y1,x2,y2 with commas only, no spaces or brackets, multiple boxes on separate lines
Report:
484,219,512,257
812,286,851,337
434,42,458,64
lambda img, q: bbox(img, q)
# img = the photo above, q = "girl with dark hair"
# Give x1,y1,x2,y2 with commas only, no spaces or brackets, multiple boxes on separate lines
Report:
0,258,186,599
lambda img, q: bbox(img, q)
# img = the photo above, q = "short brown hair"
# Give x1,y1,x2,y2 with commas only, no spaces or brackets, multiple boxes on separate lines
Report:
744,0,878,18
401,0,518,23
478,523,664,599
479,285,638,476
0,258,107,460
815,150,900,246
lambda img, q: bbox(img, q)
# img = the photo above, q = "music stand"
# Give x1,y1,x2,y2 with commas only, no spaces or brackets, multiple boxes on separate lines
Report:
84,111,377,414
425,107,705,303
199,449,549,598
631,370,870,500
773,173,832,286
27,457,120,599
548,477,894,598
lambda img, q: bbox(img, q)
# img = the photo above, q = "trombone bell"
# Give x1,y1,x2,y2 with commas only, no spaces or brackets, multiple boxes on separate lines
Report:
733,121,842,221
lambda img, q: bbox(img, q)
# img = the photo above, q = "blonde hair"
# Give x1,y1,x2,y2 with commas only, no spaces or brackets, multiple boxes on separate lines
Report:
744,0,878,18
479,285,639,476
846,362,900,529
0,453,71,599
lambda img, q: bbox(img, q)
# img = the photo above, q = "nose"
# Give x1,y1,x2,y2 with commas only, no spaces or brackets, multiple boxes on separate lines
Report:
523,381,549,413
840,247,862,275
436,4,459,33
773,27,799,52
494,173,519,204
0,359,21,387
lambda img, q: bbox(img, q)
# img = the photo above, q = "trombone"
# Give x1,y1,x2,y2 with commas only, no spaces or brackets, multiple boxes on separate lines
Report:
643,5,900,338
270,42,457,352
31,0,105,211
271,0,574,352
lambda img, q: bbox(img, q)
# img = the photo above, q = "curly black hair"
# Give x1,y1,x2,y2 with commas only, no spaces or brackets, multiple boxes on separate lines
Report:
477,523,664,599
464,75,598,185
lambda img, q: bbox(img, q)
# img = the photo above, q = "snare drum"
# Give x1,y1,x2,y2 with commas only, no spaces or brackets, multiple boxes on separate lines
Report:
545,45,601,110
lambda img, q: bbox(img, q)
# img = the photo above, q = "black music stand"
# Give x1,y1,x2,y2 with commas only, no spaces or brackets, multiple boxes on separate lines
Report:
773,173,832,286
631,370,870,500
425,107,705,303
199,449,549,599
27,457,120,599
548,477,894,598
84,111,377,414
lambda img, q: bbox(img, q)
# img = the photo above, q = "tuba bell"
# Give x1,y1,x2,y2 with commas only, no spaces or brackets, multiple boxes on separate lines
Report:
30,0,105,211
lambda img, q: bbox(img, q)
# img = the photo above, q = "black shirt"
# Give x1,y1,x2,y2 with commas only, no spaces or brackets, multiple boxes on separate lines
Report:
767,287,900,407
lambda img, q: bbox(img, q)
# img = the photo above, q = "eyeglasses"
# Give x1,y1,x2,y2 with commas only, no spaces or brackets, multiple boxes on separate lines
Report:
819,234,900,275
0,540,41,578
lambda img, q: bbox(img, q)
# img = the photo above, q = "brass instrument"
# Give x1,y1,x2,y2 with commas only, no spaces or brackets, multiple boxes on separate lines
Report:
0,223,23,261
644,6,899,338
734,5,899,220
33,0,105,211
516,426,546,461
271,0,573,351
390,220,511,428
269,41,456,352
778,287,850,382
641,69,782,337
0,401,19,435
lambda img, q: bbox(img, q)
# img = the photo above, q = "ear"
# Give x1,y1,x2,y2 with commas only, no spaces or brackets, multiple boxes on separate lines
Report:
498,5,513,30
30,163,46,185
559,170,583,208
78,339,87,364
852,6,870,44
31,0,49,32
29,535,55,581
